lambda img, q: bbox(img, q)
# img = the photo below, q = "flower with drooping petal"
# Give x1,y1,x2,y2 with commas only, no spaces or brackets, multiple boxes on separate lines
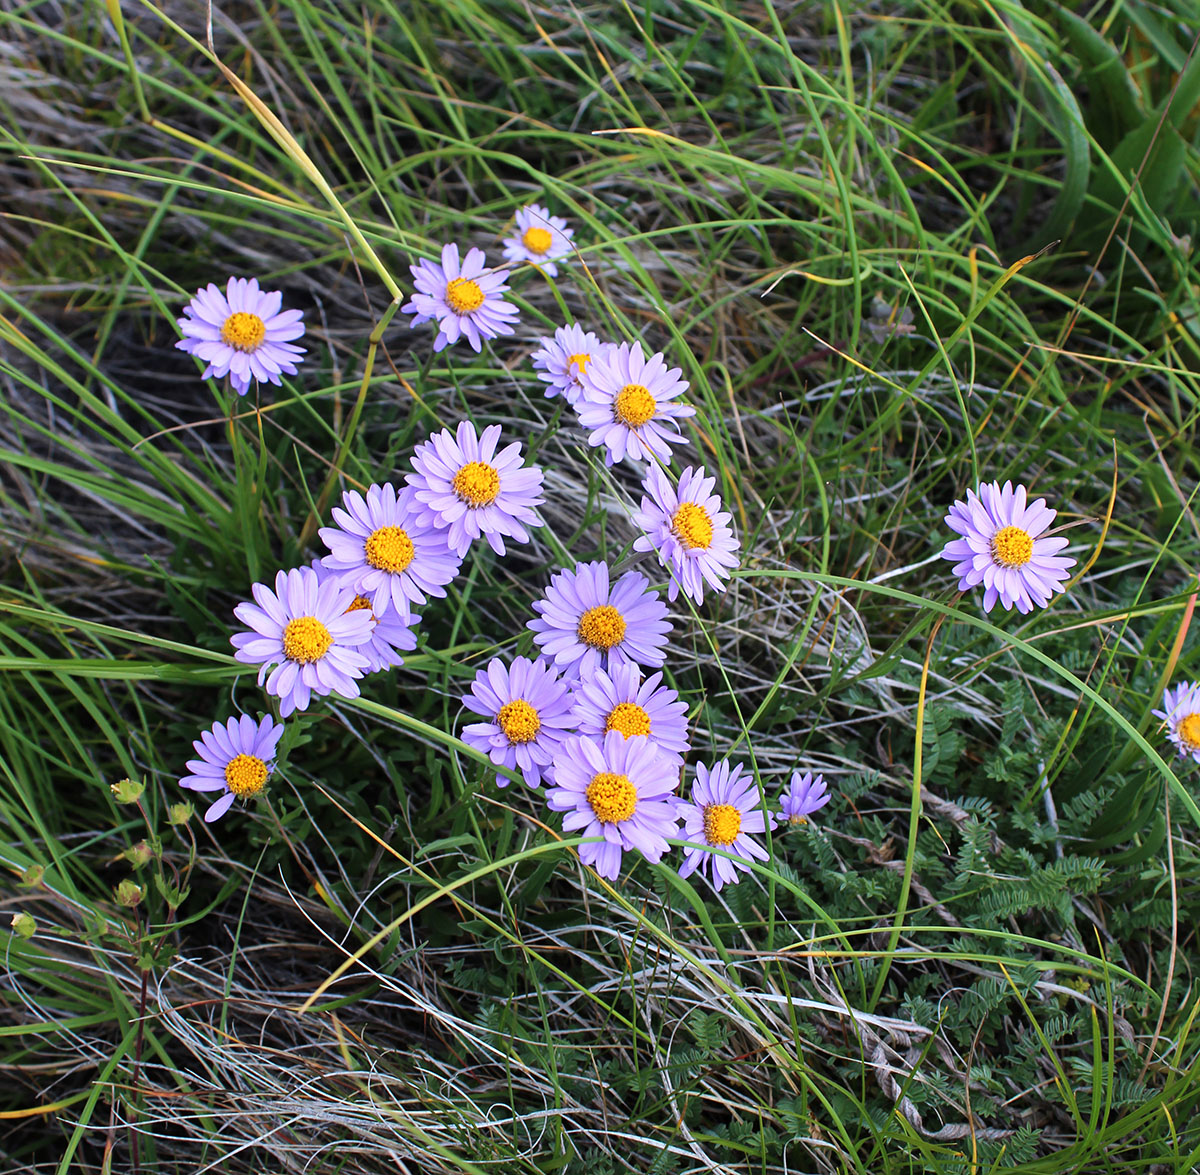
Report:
571,663,689,769
676,759,775,891
179,714,284,823
230,566,373,717
462,656,576,788
779,771,831,825
1153,681,1200,765
528,560,673,680
502,204,574,277
941,480,1075,614
531,324,611,406
546,732,681,880
406,421,544,557
175,276,306,397
575,341,695,466
318,483,461,623
310,560,419,674
402,243,519,352
633,463,740,604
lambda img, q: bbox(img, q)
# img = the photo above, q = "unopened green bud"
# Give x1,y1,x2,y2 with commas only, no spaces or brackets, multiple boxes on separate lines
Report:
115,879,143,907
110,778,144,804
125,841,154,869
167,802,193,826
10,913,35,939
19,865,44,887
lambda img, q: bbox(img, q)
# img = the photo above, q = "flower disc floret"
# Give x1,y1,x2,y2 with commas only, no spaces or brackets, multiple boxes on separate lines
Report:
461,656,575,788
575,341,695,466
531,324,611,405
529,561,673,680
634,464,740,604
606,702,651,738
676,759,776,892
1154,681,1200,765
547,733,681,881
402,243,518,352
224,754,268,798
502,204,575,277
176,276,306,397
320,483,460,623
231,566,373,717
407,422,544,557
940,480,1076,614
179,713,284,823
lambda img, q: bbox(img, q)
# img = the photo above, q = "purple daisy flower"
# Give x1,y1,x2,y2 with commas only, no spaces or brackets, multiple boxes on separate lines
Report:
676,759,775,892
779,770,831,825
175,276,306,397
310,560,419,674
531,324,612,406
571,663,689,769
501,204,574,277
941,480,1076,614
230,566,374,717
633,463,740,604
179,713,284,823
318,483,461,623
546,732,681,880
1153,681,1200,764
461,656,576,788
528,560,673,680
406,421,545,557
401,243,519,352
574,341,695,466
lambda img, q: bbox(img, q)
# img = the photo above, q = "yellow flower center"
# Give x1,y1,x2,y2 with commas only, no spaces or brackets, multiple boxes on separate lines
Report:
703,803,742,846
991,525,1034,568
496,698,541,744
577,605,627,651
452,460,501,507
567,352,591,374
1179,713,1200,751
282,616,334,664
586,772,637,824
445,277,485,314
613,384,656,428
364,525,415,574
522,226,554,255
224,753,268,798
220,311,266,352
605,702,651,738
346,595,374,613
672,502,714,551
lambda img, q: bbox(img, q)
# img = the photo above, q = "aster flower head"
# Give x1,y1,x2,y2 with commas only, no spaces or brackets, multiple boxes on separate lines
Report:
633,464,740,604
309,559,419,675
1153,681,1200,765
175,276,306,397
407,422,545,558
546,732,682,880
531,324,612,406
779,770,831,825
402,243,519,353
528,560,673,680
571,663,689,769
461,656,576,788
941,480,1075,614
676,759,775,892
502,204,574,277
575,341,695,466
230,566,373,717
318,483,461,623
179,714,284,823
